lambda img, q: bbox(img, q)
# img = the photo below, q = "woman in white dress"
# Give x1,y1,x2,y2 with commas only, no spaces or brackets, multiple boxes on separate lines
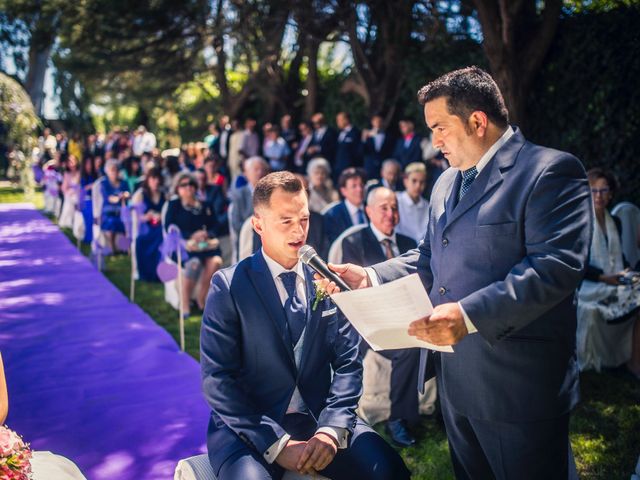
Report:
58,155,81,229
577,168,640,377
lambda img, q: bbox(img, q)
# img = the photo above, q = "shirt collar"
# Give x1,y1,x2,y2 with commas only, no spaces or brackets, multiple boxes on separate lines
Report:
344,199,363,217
261,248,305,282
369,223,396,245
474,126,514,174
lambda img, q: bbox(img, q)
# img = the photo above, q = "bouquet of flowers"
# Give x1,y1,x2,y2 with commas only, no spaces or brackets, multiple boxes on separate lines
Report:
0,425,32,479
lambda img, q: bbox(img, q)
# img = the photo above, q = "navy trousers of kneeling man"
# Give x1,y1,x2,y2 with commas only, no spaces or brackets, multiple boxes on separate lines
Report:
210,414,411,480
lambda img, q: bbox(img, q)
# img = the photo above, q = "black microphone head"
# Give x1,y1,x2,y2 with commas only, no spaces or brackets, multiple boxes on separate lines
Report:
298,245,317,264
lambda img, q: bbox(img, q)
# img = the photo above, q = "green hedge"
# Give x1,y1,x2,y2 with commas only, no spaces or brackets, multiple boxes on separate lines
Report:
527,6,640,204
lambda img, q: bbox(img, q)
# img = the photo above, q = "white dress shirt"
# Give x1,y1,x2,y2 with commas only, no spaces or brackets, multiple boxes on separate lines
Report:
344,200,366,226
261,250,348,463
338,126,352,143
369,223,400,257
396,191,429,243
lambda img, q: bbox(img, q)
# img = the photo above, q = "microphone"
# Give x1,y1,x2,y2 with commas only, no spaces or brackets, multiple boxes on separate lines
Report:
298,245,352,292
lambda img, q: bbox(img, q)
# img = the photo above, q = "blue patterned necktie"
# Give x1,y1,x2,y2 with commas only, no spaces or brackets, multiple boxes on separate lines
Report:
458,166,478,201
279,271,306,346
356,208,366,225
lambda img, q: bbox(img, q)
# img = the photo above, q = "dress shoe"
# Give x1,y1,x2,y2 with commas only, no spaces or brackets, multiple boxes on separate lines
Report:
385,419,416,447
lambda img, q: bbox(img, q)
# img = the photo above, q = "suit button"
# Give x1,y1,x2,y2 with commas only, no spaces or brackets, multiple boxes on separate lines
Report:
439,287,446,295
442,238,449,247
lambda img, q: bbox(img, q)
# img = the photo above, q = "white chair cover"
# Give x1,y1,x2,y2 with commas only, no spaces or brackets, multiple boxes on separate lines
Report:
612,201,640,269
174,454,330,480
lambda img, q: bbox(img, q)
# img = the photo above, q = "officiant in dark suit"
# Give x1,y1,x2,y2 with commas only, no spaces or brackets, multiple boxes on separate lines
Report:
201,171,409,480
321,67,592,480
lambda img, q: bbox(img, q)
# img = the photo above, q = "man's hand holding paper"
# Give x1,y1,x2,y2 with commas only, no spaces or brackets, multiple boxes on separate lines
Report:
321,271,454,352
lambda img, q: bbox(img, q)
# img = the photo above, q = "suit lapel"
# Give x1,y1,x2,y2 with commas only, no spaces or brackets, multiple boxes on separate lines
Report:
363,227,386,264
248,252,296,370
444,129,525,230
444,172,462,218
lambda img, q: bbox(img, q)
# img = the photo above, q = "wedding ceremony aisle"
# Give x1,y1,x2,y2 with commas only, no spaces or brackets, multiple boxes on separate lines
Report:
0,203,209,479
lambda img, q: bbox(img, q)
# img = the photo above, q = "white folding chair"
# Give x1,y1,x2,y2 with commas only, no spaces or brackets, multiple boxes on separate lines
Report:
612,201,640,269
174,454,330,480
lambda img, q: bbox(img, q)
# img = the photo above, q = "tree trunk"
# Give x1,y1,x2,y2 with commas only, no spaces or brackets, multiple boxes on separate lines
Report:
25,39,54,117
24,11,59,117
473,0,562,129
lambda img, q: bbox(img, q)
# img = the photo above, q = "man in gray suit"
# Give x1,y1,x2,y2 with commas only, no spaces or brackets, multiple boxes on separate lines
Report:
321,67,592,480
229,157,269,261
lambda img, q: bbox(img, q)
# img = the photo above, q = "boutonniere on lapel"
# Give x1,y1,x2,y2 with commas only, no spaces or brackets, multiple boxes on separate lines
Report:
312,281,330,311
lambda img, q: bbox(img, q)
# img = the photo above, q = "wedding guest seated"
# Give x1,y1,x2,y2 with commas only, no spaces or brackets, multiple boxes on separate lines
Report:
203,155,227,193
132,168,166,282
306,158,339,213
577,168,640,378
165,172,223,314
395,162,429,243
59,154,81,229
337,187,420,447
100,159,130,254
366,159,403,194
200,171,410,480
263,124,291,172
123,155,142,193
197,164,229,236
80,156,98,244
323,167,368,246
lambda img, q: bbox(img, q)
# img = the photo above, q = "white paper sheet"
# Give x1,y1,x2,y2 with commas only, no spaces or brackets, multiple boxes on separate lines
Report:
330,273,453,352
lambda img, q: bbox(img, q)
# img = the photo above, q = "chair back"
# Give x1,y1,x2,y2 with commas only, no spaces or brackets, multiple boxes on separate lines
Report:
327,224,368,264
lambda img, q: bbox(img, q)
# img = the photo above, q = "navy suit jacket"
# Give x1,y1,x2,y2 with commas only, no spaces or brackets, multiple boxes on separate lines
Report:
393,135,423,167
201,251,362,469
323,201,366,246
341,226,416,267
363,133,395,180
310,127,338,164
334,128,362,179
373,129,592,422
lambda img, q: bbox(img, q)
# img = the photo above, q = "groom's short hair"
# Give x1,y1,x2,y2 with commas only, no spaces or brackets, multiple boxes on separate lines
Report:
253,171,304,210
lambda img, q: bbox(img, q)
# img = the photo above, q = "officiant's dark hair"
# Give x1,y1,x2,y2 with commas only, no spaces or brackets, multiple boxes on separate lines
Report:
253,171,304,210
417,66,509,129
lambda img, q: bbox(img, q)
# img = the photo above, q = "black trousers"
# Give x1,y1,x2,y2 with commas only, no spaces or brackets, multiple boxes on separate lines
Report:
361,343,421,422
216,414,410,480
440,393,578,480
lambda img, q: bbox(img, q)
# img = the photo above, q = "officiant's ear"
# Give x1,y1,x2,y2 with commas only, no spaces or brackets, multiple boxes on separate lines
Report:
468,111,488,137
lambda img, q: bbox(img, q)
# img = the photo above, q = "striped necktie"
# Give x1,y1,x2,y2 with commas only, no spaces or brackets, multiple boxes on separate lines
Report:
458,166,478,201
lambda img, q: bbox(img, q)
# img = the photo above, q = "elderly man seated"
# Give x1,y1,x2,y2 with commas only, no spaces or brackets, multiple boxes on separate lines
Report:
335,186,420,447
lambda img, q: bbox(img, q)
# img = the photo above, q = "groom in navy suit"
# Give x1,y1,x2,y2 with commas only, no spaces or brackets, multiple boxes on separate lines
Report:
200,171,409,480
322,67,592,480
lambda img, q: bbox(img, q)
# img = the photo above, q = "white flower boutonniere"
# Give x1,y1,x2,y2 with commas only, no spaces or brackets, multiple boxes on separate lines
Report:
312,281,330,311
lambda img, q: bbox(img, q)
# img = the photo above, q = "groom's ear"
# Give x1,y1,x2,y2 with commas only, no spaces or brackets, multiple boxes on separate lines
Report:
251,213,263,236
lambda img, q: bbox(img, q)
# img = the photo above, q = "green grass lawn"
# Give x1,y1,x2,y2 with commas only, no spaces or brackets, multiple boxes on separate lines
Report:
2,186,639,479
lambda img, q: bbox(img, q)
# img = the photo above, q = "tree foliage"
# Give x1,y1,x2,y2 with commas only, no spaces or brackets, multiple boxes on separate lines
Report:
527,5,640,205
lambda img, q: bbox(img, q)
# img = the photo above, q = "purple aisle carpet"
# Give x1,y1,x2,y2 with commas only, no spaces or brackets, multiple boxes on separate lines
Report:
0,204,209,479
